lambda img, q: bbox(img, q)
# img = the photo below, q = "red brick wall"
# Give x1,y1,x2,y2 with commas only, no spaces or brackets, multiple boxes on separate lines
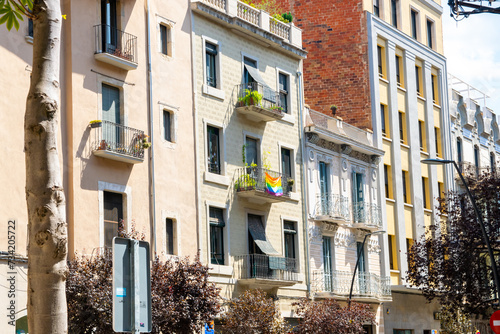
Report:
277,0,373,130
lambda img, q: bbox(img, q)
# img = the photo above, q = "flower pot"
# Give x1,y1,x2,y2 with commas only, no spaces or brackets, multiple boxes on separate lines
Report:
90,122,102,128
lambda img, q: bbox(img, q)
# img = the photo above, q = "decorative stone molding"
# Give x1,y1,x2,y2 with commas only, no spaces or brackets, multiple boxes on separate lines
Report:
322,222,338,234
341,159,348,172
309,225,323,245
349,150,371,163
368,239,381,254
306,133,320,145
371,155,381,165
334,230,356,248
341,144,352,155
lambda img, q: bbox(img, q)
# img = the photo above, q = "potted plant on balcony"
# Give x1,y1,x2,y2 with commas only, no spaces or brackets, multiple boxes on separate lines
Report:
98,139,108,150
238,89,263,107
89,120,102,128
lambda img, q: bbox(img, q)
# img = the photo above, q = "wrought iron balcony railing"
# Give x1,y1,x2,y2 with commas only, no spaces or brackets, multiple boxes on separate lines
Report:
91,120,146,163
352,202,382,229
234,254,299,282
236,82,284,114
312,270,391,299
94,24,137,64
314,194,350,221
235,167,292,198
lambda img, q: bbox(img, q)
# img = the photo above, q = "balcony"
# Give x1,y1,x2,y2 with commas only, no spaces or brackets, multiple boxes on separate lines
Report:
192,0,303,49
91,120,146,164
235,167,292,203
313,194,350,224
234,254,299,288
94,24,138,70
312,270,392,302
235,83,284,123
352,202,382,230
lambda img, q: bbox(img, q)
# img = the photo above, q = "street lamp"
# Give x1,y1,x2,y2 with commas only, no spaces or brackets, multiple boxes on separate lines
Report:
348,230,386,309
422,158,500,303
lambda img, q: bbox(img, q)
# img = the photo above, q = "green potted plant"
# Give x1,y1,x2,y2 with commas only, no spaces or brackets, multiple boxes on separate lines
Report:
89,120,102,128
238,89,263,107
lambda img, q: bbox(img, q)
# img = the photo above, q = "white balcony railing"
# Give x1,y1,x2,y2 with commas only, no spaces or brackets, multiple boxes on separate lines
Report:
312,270,391,300
352,202,382,229
194,0,302,48
314,194,350,222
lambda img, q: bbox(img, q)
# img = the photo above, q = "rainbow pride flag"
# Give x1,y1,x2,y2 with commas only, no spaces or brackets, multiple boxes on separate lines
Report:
265,172,283,196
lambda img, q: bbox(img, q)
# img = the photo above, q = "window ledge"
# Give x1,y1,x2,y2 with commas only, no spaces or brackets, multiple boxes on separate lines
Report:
390,269,400,274
25,35,33,44
420,150,429,156
404,203,414,208
386,198,396,203
397,85,406,92
288,191,300,202
209,264,233,276
417,94,426,102
162,140,177,150
379,77,389,84
423,208,433,214
280,113,295,125
400,143,410,149
382,136,392,143
204,171,230,187
202,84,225,100
433,102,441,109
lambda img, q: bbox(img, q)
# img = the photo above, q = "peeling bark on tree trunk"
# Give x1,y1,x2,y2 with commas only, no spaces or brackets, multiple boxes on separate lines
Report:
25,1,68,333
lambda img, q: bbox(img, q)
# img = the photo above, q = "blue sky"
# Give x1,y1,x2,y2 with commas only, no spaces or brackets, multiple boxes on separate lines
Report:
442,6,500,114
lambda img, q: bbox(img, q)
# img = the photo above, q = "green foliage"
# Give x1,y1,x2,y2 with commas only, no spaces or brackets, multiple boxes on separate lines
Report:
281,12,293,23
407,171,500,314
292,298,376,334
221,289,289,333
238,89,263,106
0,0,33,31
439,304,476,334
235,172,257,190
66,222,221,334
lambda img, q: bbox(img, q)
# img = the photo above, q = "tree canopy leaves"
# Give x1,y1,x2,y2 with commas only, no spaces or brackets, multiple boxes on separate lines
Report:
0,0,34,31
407,171,500,314
293,298,376,334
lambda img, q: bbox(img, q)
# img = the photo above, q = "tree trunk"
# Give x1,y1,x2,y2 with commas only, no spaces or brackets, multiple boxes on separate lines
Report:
25,1,67,333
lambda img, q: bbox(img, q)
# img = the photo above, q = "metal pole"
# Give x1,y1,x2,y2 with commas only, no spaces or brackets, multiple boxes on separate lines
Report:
348,233,370,309
452,160,500,302
131,239,140,334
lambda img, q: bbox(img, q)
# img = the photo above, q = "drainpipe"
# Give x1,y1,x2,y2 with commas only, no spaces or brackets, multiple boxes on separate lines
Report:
297,70,311,296
190,10,203,260
146,0,157,256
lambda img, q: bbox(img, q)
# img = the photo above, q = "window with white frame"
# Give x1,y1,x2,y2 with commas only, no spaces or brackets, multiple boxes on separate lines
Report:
163,109,172,142
157,15,174,57
209,206,225,265
278,72,290,113
283,220,297,262
103,191,123,248
207,125,222,174
202,36,224,99
165,218,176,255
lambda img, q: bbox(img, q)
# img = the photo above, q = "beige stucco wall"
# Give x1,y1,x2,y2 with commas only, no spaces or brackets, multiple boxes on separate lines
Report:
192,9,307,314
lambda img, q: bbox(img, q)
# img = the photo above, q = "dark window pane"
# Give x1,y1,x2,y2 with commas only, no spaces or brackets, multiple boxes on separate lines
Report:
279,73,288,113
281,148,291,177
166,218,174,255
28,19,33,37
415,66,421,95
373,0,379,17
427,20,433,48
245,137,258,167
163,110,171,142
395,55,401,84
206,42,217,88
377,46,383,76
391,0,398,28
103,191,123,248
209,207,225,265
207,126,220,174
160,25,168,55
411,10,417,39
381,104,386,135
